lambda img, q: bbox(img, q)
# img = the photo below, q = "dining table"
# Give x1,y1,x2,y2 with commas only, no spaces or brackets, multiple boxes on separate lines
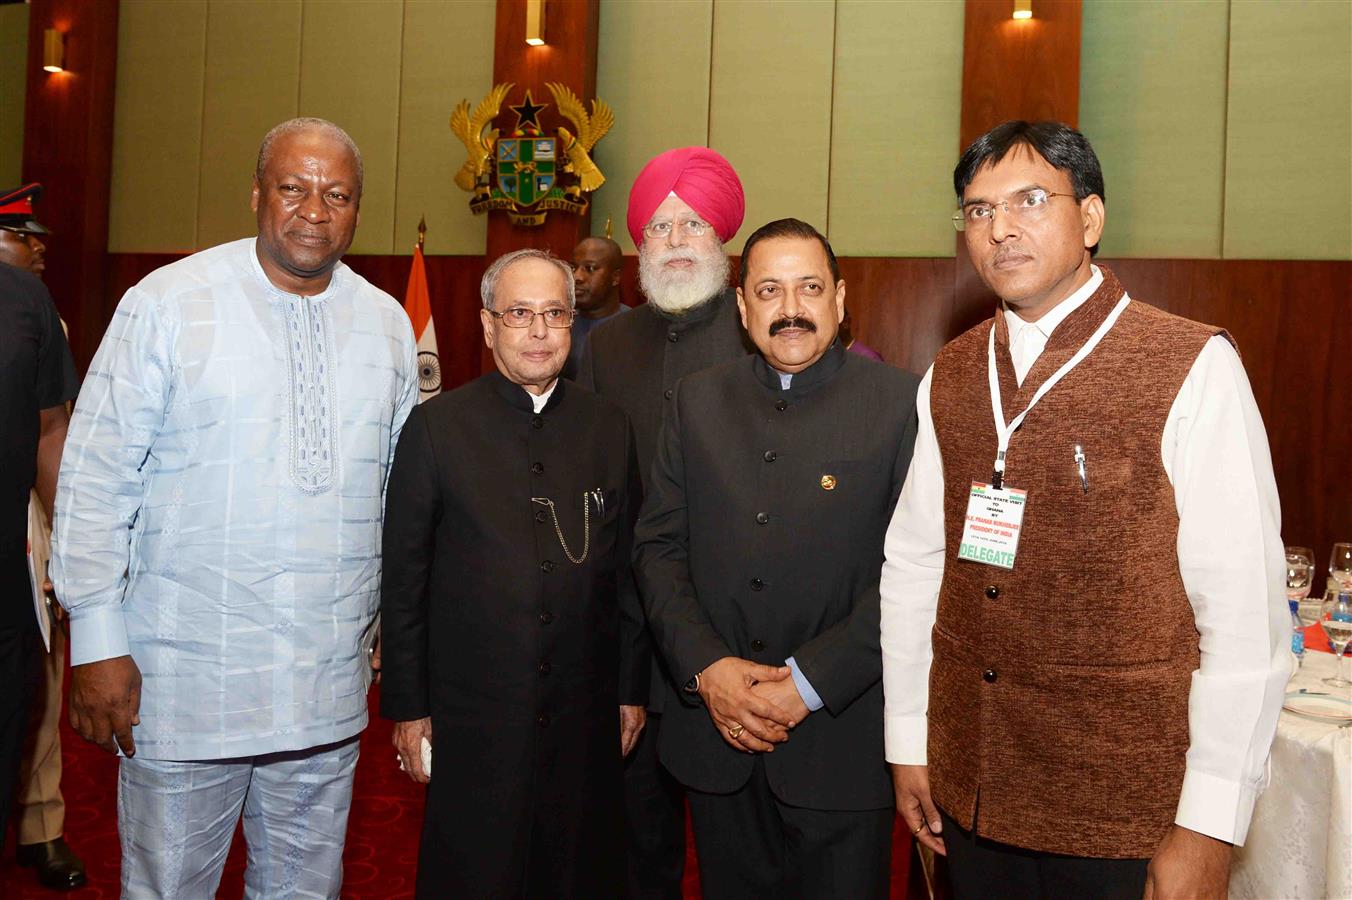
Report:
1230,631,1351,900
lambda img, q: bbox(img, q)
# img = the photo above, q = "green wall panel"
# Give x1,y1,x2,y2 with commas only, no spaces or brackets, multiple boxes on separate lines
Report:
828,0,963,257
299,0,403,255
109,0,208,253
196,0,302,251
593,0,713,249
1224,0,1352,260
395,0,495,256
0,4,28,191
709,0,836,252
1081,0,1228,258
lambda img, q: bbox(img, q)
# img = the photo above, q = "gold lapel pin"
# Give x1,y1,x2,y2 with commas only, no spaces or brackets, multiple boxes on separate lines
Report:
820,474,837,491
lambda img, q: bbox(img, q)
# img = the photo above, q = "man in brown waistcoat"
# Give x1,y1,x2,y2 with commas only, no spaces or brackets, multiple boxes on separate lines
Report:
879,121,1289,900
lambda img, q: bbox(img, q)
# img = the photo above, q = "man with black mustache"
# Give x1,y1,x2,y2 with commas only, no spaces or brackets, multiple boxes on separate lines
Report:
633,218,920,898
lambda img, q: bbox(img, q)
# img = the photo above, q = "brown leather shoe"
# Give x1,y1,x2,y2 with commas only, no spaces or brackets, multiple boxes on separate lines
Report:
16,837,87,891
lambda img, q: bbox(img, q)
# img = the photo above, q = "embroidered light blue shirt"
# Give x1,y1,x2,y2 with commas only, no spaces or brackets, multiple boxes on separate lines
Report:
52,238,418,760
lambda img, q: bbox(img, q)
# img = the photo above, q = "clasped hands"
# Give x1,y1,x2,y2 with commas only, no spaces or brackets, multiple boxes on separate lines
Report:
697,656,810,753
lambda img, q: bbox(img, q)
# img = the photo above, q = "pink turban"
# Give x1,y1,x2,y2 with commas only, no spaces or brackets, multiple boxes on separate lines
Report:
626,147,745,248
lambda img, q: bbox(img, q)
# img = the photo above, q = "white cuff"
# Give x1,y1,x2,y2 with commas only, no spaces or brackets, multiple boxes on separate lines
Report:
1175,766,1259,846
69,605,131,666
885,714,928,765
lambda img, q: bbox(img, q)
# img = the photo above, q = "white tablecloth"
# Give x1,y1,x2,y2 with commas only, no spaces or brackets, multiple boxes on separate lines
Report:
1231,650,1352,899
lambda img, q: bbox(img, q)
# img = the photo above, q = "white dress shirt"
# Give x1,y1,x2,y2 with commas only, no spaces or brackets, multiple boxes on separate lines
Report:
879,266,1289,845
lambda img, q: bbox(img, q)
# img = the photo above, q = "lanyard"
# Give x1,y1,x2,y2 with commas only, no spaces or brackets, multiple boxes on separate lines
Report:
987,297,1130,488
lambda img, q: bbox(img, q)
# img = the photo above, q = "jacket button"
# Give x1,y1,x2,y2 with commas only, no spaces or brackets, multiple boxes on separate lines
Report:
985,585,999,599
531,462,544,475
750,639,765,652
664,389,673,400
540,560,555,573
530,415,543,429
774,399,788,411
749,578,764,591
763,450,777,462
537,714,550,727
667,331,679,343
982,668,997,683
535,509,548,523
755,512,769,525
538,661,551,675
539,611,553,624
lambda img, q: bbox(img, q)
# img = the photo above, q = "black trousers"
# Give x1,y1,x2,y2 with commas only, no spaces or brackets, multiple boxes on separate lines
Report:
622,712,686,899
686,757,892,900
0,616,40,848
941,812,1149,900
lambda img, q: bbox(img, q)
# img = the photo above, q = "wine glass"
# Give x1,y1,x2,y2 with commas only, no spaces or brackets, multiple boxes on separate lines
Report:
1330,543,1352,591
1286,554,1313,610
1320,590,1352,688
1287,546,1315,567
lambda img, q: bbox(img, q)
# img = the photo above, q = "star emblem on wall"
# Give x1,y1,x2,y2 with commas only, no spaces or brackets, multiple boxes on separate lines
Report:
510,91,548,133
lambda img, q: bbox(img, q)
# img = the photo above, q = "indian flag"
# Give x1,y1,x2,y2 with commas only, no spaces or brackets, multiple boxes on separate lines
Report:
404,242,441,401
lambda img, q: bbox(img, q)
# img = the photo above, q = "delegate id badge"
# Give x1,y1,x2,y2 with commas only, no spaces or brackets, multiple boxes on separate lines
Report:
958,481,1027,570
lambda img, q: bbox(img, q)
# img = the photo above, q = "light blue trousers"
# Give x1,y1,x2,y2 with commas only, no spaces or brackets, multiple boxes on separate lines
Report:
117,737,360,900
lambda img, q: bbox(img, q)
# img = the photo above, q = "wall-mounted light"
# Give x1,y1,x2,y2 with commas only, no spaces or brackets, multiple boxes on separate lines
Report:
525,0,546,46
1012,0,1033,20
43,28,65,72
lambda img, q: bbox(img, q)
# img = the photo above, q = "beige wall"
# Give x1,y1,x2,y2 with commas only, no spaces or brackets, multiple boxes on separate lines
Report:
108,0,495,255
107,0,1351,260
1082,0,1351,260
0,4,28,190
593,0,964,257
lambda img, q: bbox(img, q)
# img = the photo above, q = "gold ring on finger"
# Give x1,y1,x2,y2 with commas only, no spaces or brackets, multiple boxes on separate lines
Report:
728,723,745,739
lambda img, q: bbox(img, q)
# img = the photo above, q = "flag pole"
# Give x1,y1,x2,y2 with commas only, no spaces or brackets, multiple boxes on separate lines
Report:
417,214,427,251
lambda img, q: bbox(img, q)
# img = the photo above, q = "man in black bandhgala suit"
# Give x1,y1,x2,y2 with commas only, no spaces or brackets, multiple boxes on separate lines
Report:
380,248,648,899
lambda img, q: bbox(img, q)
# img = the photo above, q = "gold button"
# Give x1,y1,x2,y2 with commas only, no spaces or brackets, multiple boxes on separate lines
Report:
820,474,837,491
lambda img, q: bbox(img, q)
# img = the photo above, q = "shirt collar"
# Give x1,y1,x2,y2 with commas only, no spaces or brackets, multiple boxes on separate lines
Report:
248,237,346,303
1002,264,1102,344
752,338,847,394
487,369,565,414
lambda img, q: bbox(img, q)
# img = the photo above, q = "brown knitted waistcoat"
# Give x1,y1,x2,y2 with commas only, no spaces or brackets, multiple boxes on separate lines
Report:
927,267,1228,858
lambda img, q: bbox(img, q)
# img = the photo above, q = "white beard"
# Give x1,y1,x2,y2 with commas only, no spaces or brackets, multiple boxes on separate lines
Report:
638,245,731,315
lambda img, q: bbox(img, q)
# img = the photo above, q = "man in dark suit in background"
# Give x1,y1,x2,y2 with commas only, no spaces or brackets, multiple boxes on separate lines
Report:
578,146,753,898
633,218,920,899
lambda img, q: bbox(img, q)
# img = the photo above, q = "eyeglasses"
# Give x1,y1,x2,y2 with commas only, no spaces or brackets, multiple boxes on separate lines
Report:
489,306,575,328
952,188,1077,232
642,218,712,241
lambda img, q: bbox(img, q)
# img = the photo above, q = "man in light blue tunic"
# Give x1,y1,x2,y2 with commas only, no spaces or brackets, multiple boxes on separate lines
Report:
50,118,418,899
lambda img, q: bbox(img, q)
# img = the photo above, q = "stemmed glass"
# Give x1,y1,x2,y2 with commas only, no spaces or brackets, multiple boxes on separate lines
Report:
1330,543,1352,591
1320,590,1352,689
1285,553,1313,665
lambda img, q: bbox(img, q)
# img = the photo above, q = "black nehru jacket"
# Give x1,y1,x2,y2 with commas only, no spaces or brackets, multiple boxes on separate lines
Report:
0,266,77,627
577,287,753,492
380,372,645,898
633,342,920,810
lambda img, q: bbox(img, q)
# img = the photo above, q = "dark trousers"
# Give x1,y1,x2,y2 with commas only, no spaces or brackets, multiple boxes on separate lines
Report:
622,712,686,899
0,618,40,848
686,757,892,900
941,812,1149,900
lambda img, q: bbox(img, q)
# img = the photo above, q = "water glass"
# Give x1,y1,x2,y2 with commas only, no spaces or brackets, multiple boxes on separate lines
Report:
1331,543,1352,591
1320,590,1352,689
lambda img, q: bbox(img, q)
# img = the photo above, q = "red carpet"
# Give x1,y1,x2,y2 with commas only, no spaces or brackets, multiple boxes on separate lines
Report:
3,688,913,898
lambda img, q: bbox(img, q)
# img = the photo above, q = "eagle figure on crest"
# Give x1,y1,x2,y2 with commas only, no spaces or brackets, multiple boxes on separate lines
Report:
449,82,515,194
545,82,614,193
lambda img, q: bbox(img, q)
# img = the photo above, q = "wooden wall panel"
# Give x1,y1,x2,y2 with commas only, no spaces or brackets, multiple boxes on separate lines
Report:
592,0,713,249
1080,0,1228,259
960,0,1081,150
395,0,495,256
23,0,120,369
195,0,302,250
299,0,403,255
108,0,207,253
0,4,29,188
95,251,1352,564
708,0,836,251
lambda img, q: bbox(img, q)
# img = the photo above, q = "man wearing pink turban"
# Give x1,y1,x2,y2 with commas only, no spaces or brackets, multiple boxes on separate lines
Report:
577,147,753,898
